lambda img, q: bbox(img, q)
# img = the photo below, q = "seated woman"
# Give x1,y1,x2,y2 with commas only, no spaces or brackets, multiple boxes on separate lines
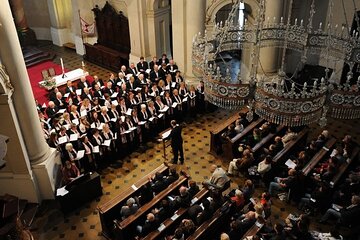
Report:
62,160,80,185
227,149,254,176
120,197,139,220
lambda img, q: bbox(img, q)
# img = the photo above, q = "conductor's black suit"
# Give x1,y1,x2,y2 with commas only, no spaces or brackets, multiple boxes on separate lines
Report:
167,124,184,164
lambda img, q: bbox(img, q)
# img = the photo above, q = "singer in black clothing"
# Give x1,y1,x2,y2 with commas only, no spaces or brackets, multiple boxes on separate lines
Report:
166,120,184,164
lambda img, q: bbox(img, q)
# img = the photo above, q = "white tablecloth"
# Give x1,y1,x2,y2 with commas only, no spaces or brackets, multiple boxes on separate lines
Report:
39,68,89,87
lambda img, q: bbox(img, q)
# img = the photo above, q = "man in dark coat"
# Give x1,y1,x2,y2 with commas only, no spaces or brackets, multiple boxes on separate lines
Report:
165,120,184,164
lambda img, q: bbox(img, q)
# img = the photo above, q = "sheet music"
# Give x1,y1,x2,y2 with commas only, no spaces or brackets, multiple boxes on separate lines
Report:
171,82,176,88
182,97,188,102
139,121,146,125
72,118,79,125
58,109,66,114
111,118,117,122
149,117,155,122
126,108,132,116
56,186,69,196
285,159,297,169
135,87,142,92
69,134,78,142
171,213,179,221
162,129,171,139
80,110,87,117
120,116,125,122
63,93,70,98
93,146,100,153
158,113,164,118
98,123,105,130
159,106,169,113
102,139,111,147
58,136,68,144
111,92,118,98
191,197,198,205
111,100,118,106
157,223,165,232
76,150,85,160
113,133,117,140
171,102,178,108
90,122,96,129
145,69,151,74
76,89,82,95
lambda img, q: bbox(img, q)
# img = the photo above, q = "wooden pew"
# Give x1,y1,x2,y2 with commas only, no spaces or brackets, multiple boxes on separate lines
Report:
186,201,232,240
209,111,243,155
302,137,337,176
330,146,360,188
251,125,287,157
114,175,189,240
98,163,169,239
272,128,309,164
241,221,264,239
222,118,264,161
142,188,209,240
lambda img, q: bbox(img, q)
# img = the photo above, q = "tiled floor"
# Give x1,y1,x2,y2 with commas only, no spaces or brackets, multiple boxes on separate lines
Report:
29,42,360,240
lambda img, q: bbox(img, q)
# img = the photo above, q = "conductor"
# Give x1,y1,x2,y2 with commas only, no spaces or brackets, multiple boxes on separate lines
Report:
166,120,184,164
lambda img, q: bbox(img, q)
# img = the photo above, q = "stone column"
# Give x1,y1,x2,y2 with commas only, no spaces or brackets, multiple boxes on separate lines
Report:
9,0,37,45
128,0,149,63
0,0,51,165
258,0,284,74
172,0,206,82
47,0,73,48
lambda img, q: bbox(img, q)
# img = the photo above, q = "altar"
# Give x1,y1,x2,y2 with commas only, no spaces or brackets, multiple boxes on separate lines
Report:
39,68,89,88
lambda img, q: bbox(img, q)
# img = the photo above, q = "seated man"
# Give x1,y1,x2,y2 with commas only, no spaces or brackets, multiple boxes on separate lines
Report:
136,213,159,237
120,197,139,220
188,180,200,198
62,160,80,185
164,167,179,185
320,195,360,226
268,169,297,196
173,186,191,208
203,164,230,192
148,172,167,194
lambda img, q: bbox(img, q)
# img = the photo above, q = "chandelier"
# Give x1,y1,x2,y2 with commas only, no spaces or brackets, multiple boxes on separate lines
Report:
192,0,360,127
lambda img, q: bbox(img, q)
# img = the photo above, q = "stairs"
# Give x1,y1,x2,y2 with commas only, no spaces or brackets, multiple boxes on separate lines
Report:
0,194,38,238
22,47,56,68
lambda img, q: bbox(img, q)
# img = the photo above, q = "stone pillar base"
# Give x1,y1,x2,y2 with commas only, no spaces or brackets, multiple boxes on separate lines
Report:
18,28,37,46
51,27,72,47
32,148,62,200
0,171,40,203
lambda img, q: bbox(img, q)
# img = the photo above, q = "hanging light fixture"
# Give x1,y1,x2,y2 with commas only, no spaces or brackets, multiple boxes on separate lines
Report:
193,0,360,127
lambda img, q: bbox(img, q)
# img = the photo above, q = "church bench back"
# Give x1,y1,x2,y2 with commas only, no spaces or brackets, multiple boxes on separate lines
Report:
241,222,263,239
98,163,169,239
114,175,189,240
186,201,232,240
302,137,337,176
251,125,287,155
142,188,210,240
209,111,243,155
330,145,360,187
222,118,264,160
272,128,309,164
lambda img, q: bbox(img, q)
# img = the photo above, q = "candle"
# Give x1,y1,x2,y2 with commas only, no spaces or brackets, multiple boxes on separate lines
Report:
60,58,64,72
82,61,85,67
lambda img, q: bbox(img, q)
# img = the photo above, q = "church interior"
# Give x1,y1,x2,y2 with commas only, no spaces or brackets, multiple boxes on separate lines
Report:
0,0,360,240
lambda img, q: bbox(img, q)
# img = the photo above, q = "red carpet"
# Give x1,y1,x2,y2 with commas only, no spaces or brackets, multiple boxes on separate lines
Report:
26,61,64,105
27,61,93,105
